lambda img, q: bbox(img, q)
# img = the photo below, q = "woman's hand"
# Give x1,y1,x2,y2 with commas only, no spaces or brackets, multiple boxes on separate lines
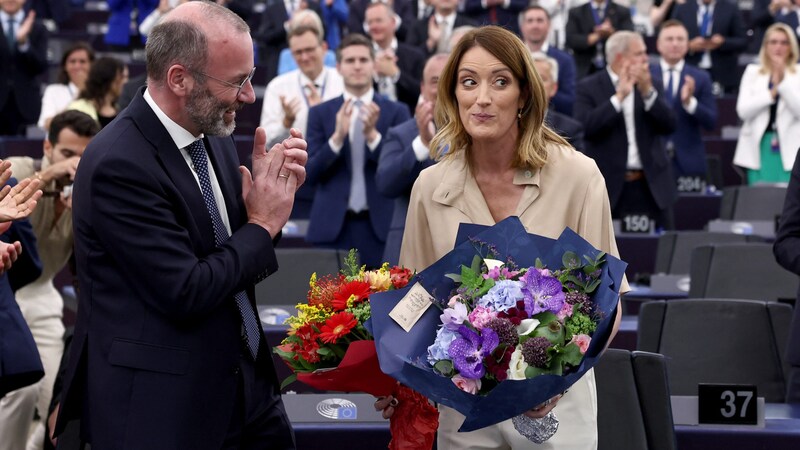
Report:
523,393,563,419
374,395,399,420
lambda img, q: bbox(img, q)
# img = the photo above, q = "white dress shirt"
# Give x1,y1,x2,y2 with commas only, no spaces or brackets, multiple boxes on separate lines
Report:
658,58,698,114
327,88,382,154
259,67,344,144
607,67,659,170
38,82,80,129
144,89,232,234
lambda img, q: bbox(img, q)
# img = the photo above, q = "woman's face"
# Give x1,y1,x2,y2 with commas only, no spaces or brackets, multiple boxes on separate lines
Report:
455,46,524,145
65,49,91,84
112,67,129,98
765,29,791,66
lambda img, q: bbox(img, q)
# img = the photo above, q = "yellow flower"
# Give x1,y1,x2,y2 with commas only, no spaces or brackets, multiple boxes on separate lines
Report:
285,303,331,330
364,269,392,291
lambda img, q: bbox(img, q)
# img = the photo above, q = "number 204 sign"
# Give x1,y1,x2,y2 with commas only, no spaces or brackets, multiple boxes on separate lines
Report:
698,384,758,425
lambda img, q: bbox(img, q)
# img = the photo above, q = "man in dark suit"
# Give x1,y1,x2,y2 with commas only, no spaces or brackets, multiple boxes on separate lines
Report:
54,3,306,448
532,53,585,153
773,149,800,403
670,0,747,94
254,0,323,82
375,53,446,264
462,0,527,35
566,0,634,80
575,30,677,231
406,0,475,55
651,20,718,189
306,33,410,268
365,1,425,112
776,0,800,43
0,0,48,135
348,0,414,41
520,5,577,116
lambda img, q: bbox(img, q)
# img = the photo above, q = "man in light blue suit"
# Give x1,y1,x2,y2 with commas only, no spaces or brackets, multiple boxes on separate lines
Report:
306,34,411,267
519,5,577,116
650,20,718,188
375,53,448,265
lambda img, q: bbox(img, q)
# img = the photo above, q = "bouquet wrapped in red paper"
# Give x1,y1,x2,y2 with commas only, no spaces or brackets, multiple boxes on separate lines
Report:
273,251,439,449
274,250,412,395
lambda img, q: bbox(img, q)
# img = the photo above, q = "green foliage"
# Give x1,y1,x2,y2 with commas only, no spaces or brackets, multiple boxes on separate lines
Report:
342,248,362,280
280,373,297,390
560,342,584,367
434,360,454,377
565,311,597,338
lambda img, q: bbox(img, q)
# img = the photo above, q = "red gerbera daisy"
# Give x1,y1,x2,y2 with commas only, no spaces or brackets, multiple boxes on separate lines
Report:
332,280,372,310
318,312,358,343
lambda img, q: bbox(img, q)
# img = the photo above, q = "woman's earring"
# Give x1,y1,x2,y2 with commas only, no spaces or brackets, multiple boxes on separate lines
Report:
517,109,523,119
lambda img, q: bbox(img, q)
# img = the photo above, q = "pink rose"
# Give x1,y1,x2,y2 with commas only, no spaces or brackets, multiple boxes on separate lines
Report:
570,334,591,354
556,301,574,321
468,306,497,329
452,375,481,394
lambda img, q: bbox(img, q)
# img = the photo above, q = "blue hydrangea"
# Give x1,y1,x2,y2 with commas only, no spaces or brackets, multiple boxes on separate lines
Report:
427,326,459,364
477,280,524,313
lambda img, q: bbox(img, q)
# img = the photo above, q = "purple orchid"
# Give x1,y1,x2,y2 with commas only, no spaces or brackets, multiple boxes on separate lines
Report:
447,325,499,379
520,268,566,315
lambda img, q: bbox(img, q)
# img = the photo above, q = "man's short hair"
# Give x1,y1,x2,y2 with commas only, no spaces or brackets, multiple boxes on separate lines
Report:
48,110,101,146
659,19,688,34
519,5,551,29
288,23,323,44
605,31,643,62
531,52,559,81
145,2,249,85
336,33,375,63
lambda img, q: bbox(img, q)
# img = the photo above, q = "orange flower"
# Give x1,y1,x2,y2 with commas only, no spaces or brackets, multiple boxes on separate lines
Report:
319,312,358,343
332,280,372,310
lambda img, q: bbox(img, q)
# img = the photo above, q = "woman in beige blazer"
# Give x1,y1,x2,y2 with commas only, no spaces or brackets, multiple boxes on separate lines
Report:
395,26,626,450
734,23,800,184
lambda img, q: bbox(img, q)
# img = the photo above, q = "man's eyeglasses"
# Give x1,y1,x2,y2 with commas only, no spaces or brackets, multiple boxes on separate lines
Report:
193,67,256,98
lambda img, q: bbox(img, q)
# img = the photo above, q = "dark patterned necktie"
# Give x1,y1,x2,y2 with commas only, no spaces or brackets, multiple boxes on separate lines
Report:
186,139,260,359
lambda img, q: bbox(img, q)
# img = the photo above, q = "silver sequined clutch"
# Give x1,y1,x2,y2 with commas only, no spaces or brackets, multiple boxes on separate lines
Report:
511,411,559,444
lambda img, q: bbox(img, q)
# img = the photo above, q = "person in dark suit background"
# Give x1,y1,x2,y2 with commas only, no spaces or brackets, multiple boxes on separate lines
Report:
651,20,718,188
53,3,307,448
347,0,414,41
375,53,446,264
406,0,475,55
532,52,585,153
520,5,577,116
462,0,527,35
774,149,800,403
575,30,677,231
775,0,800,43
365,1,425,112
0,0,48,136
566,0,633,80
306,33,410,268
254,0,323,83
670,0,747,94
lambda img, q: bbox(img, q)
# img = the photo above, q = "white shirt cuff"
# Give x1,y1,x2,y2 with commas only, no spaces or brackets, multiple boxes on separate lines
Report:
643,91,658,111
412,135,430,161
367,132,382,151
610,95,622,112
328,137,343,155
683,96,698,114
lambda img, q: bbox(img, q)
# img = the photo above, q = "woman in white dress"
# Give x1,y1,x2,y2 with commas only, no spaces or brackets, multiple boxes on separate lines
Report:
390,26,626,449
37,42,94,131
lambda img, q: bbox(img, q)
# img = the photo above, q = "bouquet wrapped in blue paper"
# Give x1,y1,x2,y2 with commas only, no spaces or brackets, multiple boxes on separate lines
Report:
368,217,626,436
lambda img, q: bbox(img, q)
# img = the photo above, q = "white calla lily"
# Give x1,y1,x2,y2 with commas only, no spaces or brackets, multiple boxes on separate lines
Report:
517,318,540,336
484,258,505,270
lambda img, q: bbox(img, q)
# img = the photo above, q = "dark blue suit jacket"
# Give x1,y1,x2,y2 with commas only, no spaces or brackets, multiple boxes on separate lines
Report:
565,2,634,79
306,94,410,244
0,16,48,125
546,109,585,153
0,200,43,398
774,152,800,367
375,118,435,264
776,10,800,43
547,46,577,116
463,0,528,35
650,62,718,177
56,90,283,449
670,0,747,91
574,70,677,210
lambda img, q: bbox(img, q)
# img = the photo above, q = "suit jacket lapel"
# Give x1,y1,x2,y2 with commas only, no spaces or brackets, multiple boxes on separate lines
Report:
128,91,217,245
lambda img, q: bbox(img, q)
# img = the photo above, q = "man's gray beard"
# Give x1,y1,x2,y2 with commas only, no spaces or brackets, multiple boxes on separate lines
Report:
186,84,237,137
